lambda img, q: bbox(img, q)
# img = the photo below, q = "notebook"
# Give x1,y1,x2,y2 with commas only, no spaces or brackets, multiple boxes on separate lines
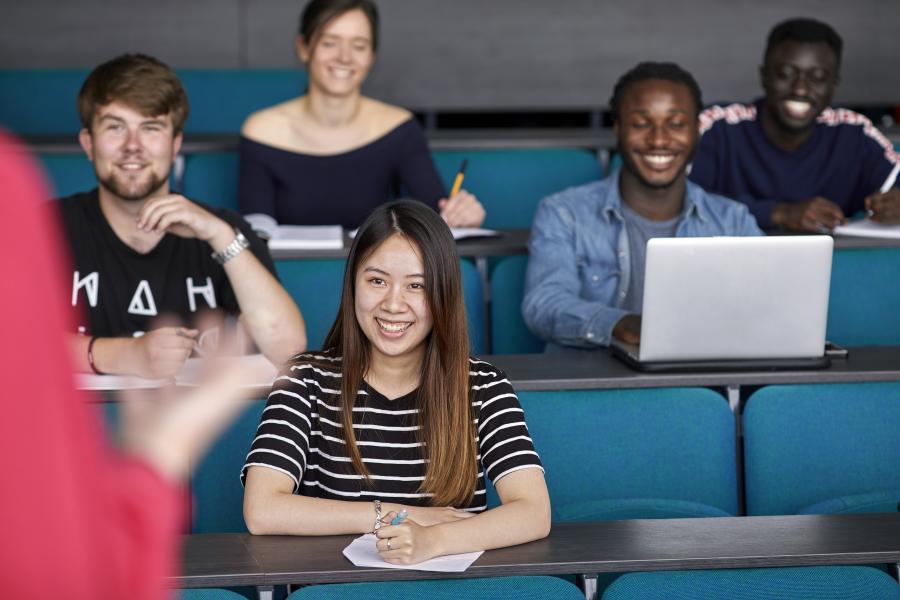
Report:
610,236,833,372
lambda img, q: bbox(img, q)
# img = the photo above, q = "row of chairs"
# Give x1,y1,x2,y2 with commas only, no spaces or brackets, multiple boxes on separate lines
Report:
1,68,310,135
171,382,900,598
36,146,604,230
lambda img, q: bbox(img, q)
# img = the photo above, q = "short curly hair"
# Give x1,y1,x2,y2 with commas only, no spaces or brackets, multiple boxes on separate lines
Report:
609,62,703,122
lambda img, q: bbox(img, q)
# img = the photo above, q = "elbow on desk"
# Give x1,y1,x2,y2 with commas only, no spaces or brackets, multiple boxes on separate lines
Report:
243,501,273,536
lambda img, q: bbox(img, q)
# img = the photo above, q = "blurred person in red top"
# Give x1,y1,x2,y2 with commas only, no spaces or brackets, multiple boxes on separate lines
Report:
0,131,252,599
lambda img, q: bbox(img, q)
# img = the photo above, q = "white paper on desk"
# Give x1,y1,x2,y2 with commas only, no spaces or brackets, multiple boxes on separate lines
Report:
347,227,498,241
342,533,483,572
450,227,499,240
833,219,900,240
245,213,343,249
75,354,278,391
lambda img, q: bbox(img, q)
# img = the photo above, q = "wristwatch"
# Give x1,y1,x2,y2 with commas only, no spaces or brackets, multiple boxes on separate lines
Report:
211,229,250,265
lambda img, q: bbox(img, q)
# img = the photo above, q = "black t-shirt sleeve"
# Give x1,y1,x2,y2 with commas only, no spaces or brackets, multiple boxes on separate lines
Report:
395,120,446,211
241,360,317,492
473,362,544,485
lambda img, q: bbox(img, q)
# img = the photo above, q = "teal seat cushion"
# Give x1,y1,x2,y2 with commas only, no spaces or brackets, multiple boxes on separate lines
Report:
288,576,585,600
798,490,900,515
602,566,900,600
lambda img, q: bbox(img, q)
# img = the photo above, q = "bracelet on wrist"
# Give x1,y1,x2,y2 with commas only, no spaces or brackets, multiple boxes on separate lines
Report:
372,499,383,532
87,336,106,375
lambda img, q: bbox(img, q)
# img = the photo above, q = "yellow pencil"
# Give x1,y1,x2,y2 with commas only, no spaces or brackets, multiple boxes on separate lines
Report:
449,159,468,197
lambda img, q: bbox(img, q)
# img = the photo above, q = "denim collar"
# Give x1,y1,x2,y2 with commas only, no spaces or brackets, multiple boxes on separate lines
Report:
600,168,709,225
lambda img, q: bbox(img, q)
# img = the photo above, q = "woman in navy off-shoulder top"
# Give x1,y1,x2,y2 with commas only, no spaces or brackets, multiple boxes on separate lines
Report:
238,0,485,228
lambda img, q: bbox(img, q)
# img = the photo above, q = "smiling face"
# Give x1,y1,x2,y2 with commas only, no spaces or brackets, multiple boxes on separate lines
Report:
354,233,433,368
298,8,375,98
615,79,698,190
761,40,839,135
79,101,180,202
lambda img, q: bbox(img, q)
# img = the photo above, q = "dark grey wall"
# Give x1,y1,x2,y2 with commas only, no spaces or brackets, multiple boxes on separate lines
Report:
3,0,897,109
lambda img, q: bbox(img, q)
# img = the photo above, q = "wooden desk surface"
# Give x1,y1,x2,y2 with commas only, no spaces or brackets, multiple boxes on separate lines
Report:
487,346,900,391
175,513,900,588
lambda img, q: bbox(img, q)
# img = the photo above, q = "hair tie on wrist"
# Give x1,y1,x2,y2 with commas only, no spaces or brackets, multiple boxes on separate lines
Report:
87,336,106,375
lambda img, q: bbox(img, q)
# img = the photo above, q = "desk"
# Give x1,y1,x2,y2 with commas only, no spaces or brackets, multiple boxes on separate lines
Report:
176,513,900,599
487,346,900,392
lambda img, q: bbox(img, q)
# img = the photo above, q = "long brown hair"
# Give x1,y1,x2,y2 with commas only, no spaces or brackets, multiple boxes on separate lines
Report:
319,201,476,506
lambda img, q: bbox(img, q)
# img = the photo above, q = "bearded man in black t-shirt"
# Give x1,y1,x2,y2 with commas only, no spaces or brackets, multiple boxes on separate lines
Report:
61,54,306,378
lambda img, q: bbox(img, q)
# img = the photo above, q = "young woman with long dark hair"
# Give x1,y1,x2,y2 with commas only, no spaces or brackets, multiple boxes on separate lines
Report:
242,201,549,564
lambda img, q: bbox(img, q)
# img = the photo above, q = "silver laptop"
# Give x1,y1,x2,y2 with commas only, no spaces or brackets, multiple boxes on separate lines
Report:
611,236,833,371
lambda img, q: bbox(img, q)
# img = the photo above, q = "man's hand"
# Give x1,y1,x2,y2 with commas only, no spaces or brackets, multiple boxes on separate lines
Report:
771,197,845,232
137,194,234,250
438,190,486,228
865,188,900,224
122,327,197,379
612,314,641,345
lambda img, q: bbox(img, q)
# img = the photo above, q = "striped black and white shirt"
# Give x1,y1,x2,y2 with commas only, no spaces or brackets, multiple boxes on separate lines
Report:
241,353,543,511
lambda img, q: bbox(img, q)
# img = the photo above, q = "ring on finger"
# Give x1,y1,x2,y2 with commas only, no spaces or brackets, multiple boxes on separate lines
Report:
386,538,392,551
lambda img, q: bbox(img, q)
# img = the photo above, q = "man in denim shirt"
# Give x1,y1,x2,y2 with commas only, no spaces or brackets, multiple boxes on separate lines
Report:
523,63,762,351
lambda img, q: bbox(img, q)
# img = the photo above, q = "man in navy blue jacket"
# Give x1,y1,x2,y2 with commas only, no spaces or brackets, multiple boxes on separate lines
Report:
690,18,900,232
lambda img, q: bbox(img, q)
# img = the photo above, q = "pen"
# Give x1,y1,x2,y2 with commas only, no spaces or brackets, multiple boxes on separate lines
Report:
868,162,900,217
449,159,468,198
390,509,407,526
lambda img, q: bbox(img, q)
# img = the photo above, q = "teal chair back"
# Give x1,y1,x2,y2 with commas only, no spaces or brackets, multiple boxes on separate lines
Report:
276,258,485,354
0,69,305,135
518,388,737,521
744,382,900,516
0,69,89,134
602,566,900,600
276,259,345,352
432,149,602,229
37,153,97,198
490,255,544,354
190,398,267,533
827,247,900,345
287,576,586,600
178,69,305,134
182,151,239,211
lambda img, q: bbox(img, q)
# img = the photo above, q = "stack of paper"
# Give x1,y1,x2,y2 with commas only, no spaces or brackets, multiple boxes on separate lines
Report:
244,213,344,250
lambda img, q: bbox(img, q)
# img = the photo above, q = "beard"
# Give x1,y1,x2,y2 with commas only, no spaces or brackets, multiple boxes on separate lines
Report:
96,168,169,201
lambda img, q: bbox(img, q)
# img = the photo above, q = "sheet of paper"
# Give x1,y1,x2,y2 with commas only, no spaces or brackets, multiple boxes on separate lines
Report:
451,227,499,241
833,219,900,240
268,225,344,250
342,533,483,572
75,354,277,391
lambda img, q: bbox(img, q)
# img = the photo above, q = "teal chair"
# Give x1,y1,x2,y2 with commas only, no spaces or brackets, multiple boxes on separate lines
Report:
275,259,345,352
37,153,97,198
287,576,585,600
182,151,240,211
602,566,900,600
0,69,89,134
0,68,305,135
744,382,900,516
518,388,737,521
190,399,268,534
431,149,602,229
275,258,485,354
178,69,305,134
827,247,900,346
490,255,544,354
